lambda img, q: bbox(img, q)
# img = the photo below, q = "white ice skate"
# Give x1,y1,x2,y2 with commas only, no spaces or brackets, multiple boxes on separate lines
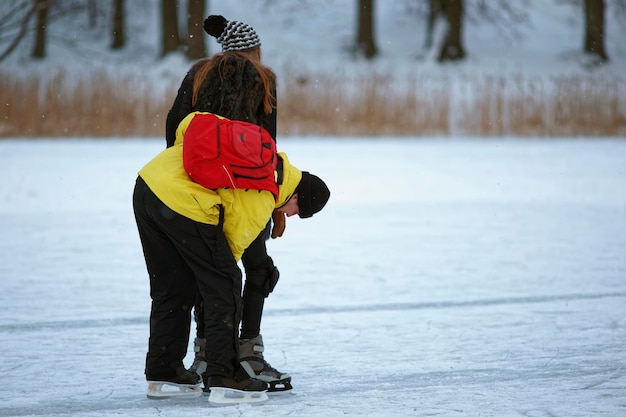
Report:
146,381,203,399
208,387,269,406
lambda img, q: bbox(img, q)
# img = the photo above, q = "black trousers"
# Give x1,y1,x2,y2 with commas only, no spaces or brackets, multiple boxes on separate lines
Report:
133,177,242,379
193,222,276,341
240,225,273,339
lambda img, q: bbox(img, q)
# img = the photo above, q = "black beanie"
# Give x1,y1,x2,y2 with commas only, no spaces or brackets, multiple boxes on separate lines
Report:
295,172,330,219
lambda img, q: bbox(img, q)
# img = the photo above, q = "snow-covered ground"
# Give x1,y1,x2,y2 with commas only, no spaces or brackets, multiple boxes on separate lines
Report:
1,137,625,416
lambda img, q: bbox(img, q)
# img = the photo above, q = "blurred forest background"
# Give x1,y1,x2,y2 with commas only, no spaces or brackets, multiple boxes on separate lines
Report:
1,0,625,137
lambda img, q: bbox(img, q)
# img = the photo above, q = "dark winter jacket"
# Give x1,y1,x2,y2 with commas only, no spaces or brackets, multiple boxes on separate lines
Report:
165,55,277,148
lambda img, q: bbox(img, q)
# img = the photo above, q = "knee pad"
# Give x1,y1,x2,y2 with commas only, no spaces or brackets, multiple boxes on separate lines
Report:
244,263,280,298
264,265,280,295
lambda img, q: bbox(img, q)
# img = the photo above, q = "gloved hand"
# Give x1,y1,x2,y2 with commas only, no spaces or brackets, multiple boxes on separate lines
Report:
271,210,286,239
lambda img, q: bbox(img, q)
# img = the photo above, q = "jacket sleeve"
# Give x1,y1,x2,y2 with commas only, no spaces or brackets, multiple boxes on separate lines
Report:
258,81,277,141
165,71,195,148
260,107,277,141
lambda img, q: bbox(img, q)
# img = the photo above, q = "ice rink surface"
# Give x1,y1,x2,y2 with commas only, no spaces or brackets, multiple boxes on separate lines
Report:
1,137,625,416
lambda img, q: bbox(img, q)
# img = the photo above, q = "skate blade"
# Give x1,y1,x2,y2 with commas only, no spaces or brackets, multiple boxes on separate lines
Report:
146,381,203,399
267,380,294,395
208,387,268,406
240,362,293,394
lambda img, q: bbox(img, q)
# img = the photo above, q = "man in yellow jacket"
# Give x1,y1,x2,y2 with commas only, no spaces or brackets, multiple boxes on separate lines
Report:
133,112,330,403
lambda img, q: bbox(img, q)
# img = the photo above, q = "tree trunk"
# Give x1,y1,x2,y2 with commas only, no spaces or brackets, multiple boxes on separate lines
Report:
437,0,465,62
185,0,206,59
162,0,180,56
424,0,442,50
583,0,609,61
0,1,41,62
32,0,50,59
356,0,377,59
88,0,98,27
111,0,125,49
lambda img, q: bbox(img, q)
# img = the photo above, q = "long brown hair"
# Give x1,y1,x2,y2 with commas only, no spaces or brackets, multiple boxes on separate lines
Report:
191,48,275,115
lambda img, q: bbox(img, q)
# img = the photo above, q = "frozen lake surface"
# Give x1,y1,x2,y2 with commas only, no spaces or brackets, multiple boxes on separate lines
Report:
0,137,625,416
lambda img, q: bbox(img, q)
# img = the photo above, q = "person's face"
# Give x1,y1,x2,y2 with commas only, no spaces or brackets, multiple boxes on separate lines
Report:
276,194,299,217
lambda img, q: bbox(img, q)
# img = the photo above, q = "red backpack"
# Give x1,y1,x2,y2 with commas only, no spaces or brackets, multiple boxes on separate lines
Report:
182,113,279,199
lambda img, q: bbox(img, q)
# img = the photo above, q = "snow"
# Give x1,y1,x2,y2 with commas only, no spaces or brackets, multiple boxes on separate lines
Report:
3,0,626,81
1,137,625,416
1,0,626,416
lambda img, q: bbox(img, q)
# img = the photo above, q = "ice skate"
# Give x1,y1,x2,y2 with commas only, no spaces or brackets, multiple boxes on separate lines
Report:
207,368,269,406
146,367,202,399
188,337,208,374
187,337,210,392
146,381,203,399
239,335,293,393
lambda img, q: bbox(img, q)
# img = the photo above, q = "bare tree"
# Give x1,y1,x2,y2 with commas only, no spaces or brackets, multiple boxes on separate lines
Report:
355,0,377,59
418,0,528,58
583,0,609,61
438,0,465,62
88,0,98,27
424,0,442,50
0,1,39,62
162,0,180,56
111,0,125,49
32,0,52,59
472,0,529,40
185,0,206,59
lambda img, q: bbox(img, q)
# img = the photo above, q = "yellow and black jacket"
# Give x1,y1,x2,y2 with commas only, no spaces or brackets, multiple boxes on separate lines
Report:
138,112,301,261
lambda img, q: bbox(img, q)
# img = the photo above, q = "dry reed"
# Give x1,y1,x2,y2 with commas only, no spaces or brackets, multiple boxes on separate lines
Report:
0,69,624,138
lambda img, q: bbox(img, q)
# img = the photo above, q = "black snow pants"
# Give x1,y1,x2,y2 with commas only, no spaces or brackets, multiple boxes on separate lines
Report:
194,221,279,341
132,176,243,379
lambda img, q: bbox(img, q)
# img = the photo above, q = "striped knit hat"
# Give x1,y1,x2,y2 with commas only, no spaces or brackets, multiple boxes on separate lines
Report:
204,15,261,52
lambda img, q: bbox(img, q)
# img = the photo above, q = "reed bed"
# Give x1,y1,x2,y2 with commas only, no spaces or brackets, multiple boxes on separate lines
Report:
1,69,624,137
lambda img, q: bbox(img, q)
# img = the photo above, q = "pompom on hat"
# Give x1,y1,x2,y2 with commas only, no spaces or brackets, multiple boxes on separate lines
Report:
295,172,330,219
204,15,261,52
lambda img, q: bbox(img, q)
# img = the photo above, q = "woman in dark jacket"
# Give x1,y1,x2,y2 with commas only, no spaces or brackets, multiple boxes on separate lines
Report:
164,15,291,393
